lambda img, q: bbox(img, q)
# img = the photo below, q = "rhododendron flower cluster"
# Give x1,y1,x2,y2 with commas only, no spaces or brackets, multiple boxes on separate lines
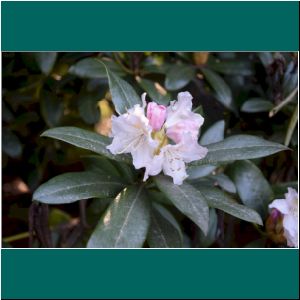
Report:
269,187,298,248
107,92,208,185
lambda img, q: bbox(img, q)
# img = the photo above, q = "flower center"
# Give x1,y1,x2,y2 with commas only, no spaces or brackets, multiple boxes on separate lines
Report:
152,128,169,155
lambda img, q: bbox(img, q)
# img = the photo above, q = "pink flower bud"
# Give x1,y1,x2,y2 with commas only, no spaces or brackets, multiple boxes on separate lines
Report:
146,102,167,131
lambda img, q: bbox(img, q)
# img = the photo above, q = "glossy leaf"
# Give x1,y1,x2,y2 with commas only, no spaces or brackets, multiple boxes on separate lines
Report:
227,160,273,218
34,52,57,75
87,185,150,248
241,98,273,113
69,58,125,78
165,64,195,91
101,61,142,114
201,67,234,112
209,174,236,194
147,202,183,248
41,126,131,163
154,176,209,234
192,184,263,225
191,135,288,166
200,120,225,146
33,171,125,204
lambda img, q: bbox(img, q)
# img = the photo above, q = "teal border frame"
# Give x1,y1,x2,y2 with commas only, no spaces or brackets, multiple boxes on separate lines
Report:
1,1,299,299
1,1,299,51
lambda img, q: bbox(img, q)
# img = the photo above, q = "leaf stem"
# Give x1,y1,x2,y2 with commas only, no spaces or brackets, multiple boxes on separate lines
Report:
284,103,298,146
269,87,298,117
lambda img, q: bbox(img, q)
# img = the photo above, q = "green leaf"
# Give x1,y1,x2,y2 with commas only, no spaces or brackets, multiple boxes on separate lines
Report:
40,92,63,127
200,120,225,145
196,208,218,248
41,126,131,164
2,127,22,158
201,67,235,112
77,94,100,125
154,176,209,234
69,58,125,78
191,184,263,225
187,165,216,180
136,77,171,105
147,202,183,248
209,174,236,194
191,135,288,166
241,98,273,113
82,155,121,178
34,52,57,75
165,64,195,91
227,160,273,218
33,171,125,204
101,60,142,114
208,60,254,76
87,185,150,248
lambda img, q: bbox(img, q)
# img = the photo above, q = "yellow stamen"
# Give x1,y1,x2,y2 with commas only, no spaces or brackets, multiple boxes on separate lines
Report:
152,128,169,155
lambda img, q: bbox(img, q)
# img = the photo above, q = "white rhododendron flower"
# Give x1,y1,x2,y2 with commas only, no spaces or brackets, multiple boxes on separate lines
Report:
269,188,298,247
107,91,208,185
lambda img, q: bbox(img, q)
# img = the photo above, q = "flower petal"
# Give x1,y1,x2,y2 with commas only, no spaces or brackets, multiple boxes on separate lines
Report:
269,199,290,215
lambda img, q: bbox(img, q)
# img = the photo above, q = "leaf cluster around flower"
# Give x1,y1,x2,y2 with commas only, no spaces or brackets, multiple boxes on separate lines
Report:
106,92,208,185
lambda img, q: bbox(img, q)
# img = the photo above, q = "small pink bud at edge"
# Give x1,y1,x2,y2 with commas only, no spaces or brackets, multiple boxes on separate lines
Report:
146,102,167,131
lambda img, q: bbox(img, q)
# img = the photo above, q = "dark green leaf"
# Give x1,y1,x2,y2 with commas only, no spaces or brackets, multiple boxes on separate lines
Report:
34,52,57,75
2,127,22,158
78,94,100,124
101,60,142,114
40,92,63,127
41,126,131,163
227,160,273,218
137,77,170,105
165,64,195,91
241,98,273,113
154,176,209,234
196,208,218,247
209,174,236,194
87,185,150,248
192,184,263,225
187,165,216,180
208,60,254,76
191,135,288,166
147,202,183,248
201,68,235,112
33,171,125,204
200,120,225,145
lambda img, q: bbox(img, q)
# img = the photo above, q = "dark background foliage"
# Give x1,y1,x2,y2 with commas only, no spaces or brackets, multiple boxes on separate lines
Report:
2,52,298,248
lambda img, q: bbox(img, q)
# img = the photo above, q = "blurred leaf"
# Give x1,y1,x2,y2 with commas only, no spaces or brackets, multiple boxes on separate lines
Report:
49,208,72,227
191,135,288,166
200,120,225,145
272,181,298,198
258,52,273,67
208,60,254,76
147,202,183,248
165,64,195,91
34,52,57,75
193,52,209,65
87,185,150,248
191,184,263,225
78,94,100,125
244,238,267,248
201,67,235,112
154,175,209,234
2,127,22,158
41,126,131,163
136,77,171,105
196,208,218,247
101,60,142,114
227,160,273,218
2,101,14,122
283,61,298,97
33,171,125,204
69,57,125,79
40,92,63,127
241,98,273,113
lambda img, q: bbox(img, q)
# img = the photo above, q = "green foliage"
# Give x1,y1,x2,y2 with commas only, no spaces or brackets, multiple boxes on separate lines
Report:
2,52,297,248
